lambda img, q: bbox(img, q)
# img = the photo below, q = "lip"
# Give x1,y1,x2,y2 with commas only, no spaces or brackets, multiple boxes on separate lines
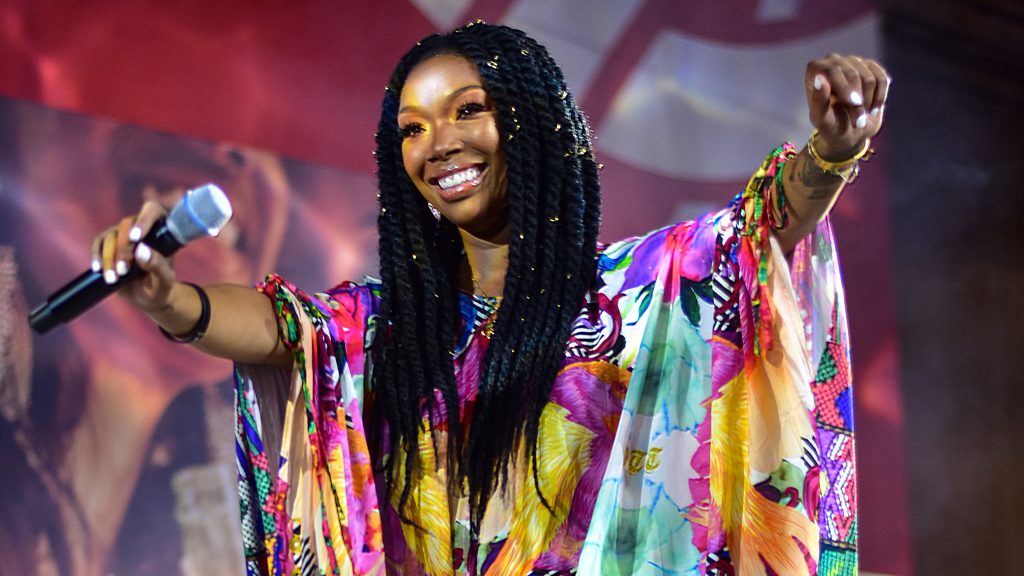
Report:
428,163,488,201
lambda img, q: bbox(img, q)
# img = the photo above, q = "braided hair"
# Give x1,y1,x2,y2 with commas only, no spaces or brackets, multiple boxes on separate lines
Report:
372,22,601,531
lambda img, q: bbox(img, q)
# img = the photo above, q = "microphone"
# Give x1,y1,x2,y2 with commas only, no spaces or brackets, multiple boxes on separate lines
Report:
28,184,233,334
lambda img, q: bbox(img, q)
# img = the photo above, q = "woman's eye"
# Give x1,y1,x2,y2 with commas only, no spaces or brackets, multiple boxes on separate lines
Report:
456,102,487,119
400,123,424,139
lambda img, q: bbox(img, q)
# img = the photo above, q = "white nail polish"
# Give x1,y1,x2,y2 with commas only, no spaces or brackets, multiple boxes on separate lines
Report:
136,243,152,264
871,107,880,116
855,112,868,129
813,74,824,91
129,226,142,242
91,259,101,272
850,91,863,106
116,260,128,277
104,270,118,285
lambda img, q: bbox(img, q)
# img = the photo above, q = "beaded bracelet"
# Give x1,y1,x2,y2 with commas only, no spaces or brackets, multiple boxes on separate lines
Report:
807,129,873,183
159,282,211,344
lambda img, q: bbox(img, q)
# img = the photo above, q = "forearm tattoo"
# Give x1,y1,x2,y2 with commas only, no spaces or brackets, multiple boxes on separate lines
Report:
789,148,842,200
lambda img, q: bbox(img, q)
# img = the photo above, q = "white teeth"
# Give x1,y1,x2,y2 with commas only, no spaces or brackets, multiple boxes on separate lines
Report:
438,167,480,190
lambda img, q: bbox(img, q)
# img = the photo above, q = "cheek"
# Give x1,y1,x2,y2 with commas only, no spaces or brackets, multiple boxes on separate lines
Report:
479,123,502,156
401,142,436,203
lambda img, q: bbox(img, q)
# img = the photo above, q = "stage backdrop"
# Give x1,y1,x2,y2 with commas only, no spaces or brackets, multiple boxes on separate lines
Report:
0,1,910,574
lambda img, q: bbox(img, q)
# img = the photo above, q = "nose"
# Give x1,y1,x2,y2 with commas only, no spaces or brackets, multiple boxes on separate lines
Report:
428,121,462,162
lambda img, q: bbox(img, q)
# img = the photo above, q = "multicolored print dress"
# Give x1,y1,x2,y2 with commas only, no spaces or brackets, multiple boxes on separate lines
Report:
234,145,859,575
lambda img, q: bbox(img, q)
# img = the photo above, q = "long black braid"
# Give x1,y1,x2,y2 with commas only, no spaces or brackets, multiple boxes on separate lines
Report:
371,22,601,532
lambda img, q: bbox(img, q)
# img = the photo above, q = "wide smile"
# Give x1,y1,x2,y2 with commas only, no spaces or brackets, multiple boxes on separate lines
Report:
429,164,487,201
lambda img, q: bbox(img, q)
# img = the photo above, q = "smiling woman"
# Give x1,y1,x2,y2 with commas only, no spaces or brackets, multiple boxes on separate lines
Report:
371,31,604,565
398,55,509,242
85,21,886,576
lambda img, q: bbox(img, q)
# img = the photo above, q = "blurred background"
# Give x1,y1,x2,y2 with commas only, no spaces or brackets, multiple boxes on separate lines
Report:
0,1,1019,574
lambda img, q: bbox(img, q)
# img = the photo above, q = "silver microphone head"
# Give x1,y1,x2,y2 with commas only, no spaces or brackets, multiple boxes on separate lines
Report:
165,184,233,244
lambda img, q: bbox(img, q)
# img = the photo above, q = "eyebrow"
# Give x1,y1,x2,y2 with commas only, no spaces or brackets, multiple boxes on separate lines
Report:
398,84,486,114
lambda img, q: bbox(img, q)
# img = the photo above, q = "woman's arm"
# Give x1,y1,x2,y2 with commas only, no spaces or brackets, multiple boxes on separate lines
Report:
93,199,291,367
775,54,890,253
145,281,289,366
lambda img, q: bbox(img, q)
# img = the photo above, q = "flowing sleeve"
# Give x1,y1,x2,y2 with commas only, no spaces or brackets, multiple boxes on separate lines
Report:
579,144,858,575
234,274,385,576
710,144,859,575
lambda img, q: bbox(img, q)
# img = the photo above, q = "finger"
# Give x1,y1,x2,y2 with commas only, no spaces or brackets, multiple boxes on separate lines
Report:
806,66,834,129
117,199,170,281
837,63,868,130
129,199,170,246
89,227,113,273
125,242,178,311
864,59,890,117
816,59,853,132
847,56,877,112
100,229,118,285
134,242,175,287
113,216,136,278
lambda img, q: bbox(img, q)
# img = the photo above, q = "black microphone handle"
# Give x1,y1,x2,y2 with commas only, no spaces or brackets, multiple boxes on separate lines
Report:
28,218,184,334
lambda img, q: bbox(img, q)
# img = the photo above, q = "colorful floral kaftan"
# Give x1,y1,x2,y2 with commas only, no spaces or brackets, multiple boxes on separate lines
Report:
234,145,859,575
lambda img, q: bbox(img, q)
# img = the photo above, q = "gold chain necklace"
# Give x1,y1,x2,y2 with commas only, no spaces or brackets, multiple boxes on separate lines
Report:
470,273,501,338
471,274,490,298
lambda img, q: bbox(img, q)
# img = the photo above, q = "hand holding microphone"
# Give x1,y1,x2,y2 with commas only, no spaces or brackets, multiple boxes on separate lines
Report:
29,184,232,334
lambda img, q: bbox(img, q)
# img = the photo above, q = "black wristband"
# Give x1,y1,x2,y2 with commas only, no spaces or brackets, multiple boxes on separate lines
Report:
159,282,211,344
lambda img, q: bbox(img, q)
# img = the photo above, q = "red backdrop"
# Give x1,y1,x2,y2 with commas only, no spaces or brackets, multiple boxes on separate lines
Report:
0,1,910,574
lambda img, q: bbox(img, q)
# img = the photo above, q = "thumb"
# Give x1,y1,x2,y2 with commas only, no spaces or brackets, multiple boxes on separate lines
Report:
134,242,177,289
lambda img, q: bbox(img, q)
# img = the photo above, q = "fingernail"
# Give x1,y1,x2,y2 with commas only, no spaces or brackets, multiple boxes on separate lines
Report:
850,91,863,106
871,107,880,116
128,226,142,242
91,259,101,272
135,243,152,264
104,270,118,285
116,260,128,277
855,112,868,129
813,74,824,90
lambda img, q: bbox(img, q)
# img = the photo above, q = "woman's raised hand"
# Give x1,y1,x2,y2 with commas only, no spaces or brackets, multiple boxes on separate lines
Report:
805,54,890,160
90,199,179,314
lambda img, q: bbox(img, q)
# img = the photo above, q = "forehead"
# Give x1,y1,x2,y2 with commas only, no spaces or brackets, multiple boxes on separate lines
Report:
399,55,484,108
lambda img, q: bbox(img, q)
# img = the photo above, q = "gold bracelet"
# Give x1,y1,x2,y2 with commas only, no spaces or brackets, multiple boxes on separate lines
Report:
807,129,873,182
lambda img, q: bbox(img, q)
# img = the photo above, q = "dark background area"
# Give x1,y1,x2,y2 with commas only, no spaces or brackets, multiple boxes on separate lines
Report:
882,0,1024,573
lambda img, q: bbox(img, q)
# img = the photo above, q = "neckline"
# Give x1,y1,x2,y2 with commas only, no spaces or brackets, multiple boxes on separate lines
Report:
453,291,501,357
459,289,502,304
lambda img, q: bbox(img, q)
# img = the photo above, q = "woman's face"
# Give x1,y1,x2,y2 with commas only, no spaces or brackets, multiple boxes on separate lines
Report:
398,54,509,241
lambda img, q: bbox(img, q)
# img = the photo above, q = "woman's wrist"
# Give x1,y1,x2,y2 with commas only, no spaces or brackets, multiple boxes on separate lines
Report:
158,283,210,343
806,130,872,182
147,282,206,341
